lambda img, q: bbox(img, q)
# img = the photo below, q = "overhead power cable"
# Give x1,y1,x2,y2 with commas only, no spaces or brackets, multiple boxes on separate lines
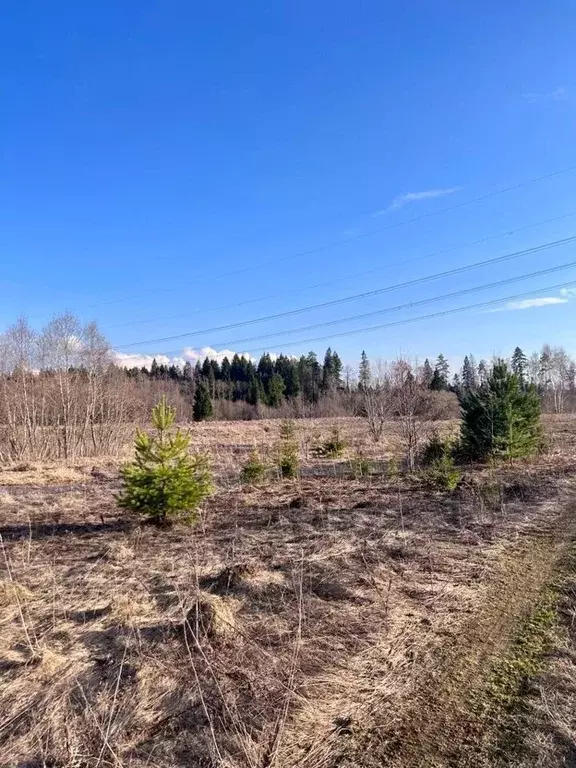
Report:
88,161,576,309
154,260,576,356
238,279,576,356
107,208,576,330
116,234,576,349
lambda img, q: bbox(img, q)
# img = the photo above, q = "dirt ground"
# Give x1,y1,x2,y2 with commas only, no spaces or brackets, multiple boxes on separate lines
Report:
1,416,576,767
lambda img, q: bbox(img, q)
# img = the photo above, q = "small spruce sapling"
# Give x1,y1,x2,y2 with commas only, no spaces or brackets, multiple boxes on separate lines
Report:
241,449,268,485
277,419,299,479
117,397,213,525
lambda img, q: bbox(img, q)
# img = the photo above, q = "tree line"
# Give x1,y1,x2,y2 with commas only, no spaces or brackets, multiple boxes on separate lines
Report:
127,348,344,420
0,311,574,460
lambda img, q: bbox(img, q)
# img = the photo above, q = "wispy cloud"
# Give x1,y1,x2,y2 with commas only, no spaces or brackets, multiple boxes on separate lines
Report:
523,86,567,103
374,186,461,215
490,296,569,313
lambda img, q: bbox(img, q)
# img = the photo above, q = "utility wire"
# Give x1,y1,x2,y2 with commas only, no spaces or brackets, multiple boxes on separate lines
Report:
107,208,576,330
88,161,576,309
155,261,576,356
238,279,576,356
116,234,576,349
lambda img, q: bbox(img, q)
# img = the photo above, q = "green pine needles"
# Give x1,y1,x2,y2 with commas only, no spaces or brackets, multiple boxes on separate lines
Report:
461,361,542,461
117,397,213,525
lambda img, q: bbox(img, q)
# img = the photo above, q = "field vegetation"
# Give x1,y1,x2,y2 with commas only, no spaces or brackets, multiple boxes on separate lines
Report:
2,316,576,766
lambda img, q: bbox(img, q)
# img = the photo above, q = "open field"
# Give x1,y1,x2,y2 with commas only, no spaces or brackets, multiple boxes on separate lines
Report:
2,416,576,767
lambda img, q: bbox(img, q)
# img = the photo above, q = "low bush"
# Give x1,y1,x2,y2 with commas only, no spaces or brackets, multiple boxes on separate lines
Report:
419,431,458,467
313,425,347,458
349,451,373,478
423,454,462,492
240,450,268,485
387,456,400,478
277,418,300,478
278,441,299,479
279,419,296,441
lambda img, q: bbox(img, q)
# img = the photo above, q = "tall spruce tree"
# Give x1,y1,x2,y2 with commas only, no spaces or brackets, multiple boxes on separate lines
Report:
246,375,261,406
193,382,213,421
478,359,488,385
183,361,193,381
511,346,528,386
461,355,477,391
434,354,450,390
452,373,462,397
322,347,342,392
220,357,231,381
267,372,285,407
359,351,371,391
461,360,542,460
422,359,434,388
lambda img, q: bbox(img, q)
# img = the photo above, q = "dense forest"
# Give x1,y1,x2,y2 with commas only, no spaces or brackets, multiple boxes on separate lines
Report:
130,344,576,421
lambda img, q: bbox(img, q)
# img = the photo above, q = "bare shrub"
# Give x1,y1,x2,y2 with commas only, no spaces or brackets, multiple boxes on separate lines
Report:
362,383,392,443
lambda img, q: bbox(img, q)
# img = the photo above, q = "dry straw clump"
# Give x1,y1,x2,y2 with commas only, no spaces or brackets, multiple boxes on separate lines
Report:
0,578,34,607
185,592,237,640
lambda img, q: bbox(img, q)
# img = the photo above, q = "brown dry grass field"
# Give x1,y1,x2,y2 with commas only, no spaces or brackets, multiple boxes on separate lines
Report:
2,416,576,768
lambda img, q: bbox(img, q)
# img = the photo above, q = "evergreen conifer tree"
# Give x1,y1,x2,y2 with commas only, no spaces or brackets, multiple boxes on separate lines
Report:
246,376,260,406
478,359,488,385
183,361,193,381
422,359,434,388
201,358,211,379
461,360,542,460
220,356,231,381
435,354,450,390
461,355,477,391
117,397,213,525
193,382,213,421
451,373,462,397
511,346,528,386
359,351,371,391
267,372,285,407
429,368,445,391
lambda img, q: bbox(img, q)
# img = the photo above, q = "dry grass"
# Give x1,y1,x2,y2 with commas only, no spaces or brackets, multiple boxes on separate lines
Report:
1,416,576,767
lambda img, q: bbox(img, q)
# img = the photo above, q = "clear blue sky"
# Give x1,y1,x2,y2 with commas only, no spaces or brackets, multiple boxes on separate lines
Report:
2,0,576,369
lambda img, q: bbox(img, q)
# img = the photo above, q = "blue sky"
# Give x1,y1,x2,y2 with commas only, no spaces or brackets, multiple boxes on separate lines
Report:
2,0,576,369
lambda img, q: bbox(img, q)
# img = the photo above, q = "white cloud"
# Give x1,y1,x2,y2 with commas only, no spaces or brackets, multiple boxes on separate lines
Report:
181,346,256,364
490,296,569,313
524,86,567,103
114,352,174,369
375,186,461,215
560,287,576,298
113,347,258,369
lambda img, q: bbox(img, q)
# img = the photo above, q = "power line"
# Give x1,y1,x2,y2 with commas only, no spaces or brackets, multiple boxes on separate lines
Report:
237,279,576,356
106,208,576,330
182,260,576,350
116,234,576,349
88,161,576,309
154,261,576,356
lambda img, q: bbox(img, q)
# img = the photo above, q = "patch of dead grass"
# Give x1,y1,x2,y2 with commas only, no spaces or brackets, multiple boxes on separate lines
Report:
0,420,576,766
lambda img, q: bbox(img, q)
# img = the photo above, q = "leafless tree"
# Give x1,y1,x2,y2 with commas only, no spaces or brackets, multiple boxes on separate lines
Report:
389,359,432,471
540,344,573,414
363,381,392,443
